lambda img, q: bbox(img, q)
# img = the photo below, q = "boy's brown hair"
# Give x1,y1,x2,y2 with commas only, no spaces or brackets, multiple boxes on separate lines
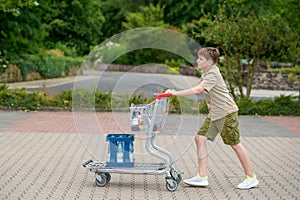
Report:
198,47,220,64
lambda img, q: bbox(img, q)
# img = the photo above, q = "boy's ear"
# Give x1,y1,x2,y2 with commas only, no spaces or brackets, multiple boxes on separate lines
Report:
208,60,213,65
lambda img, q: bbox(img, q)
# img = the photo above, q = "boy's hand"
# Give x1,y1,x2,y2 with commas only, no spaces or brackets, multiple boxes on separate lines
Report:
165,89,176,96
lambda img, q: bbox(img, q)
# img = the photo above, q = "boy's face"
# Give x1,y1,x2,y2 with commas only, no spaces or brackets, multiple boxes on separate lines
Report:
197,55,213,71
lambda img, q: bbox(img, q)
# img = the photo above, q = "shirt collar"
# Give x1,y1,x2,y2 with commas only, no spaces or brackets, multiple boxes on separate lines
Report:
202,65,215,73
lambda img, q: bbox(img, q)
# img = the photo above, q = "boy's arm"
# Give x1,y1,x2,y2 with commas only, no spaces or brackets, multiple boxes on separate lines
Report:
166,85,205,97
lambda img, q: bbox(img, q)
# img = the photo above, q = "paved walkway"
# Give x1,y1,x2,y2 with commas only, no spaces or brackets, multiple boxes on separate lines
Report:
0,111,299,200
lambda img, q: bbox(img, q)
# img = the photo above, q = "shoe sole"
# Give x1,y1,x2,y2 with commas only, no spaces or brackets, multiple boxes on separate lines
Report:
237,180,259,190
183,180,209,187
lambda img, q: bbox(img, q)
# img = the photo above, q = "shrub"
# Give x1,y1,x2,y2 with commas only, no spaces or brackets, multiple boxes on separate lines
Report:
0,85,299,116
272,95,300,115
0,64,23,83
95,90,112,110
237,98,261,115
255,99,274,115
0,85,47,110
12,53,83,80
49,90,73,108
237,95,300,116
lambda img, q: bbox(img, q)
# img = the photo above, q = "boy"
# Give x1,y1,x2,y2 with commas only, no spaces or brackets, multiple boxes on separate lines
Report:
166,47,258,189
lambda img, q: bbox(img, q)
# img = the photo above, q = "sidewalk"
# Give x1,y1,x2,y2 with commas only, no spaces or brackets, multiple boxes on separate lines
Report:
0,111,299,200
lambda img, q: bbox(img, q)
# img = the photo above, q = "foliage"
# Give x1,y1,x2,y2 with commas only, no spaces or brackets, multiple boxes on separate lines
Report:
0,0,299,84
0,2,48,58
0,0,39,16
119,3,181,65
0,0,105,59
154,0,203,27
42,0,105,55
95,90,112,110
91,42,129,64
169,96,205,114
0,85,299,115
122,3,165,29
1,0,299,66
237,95,300,116
49,90,73,108
199,5,298,99
11,53,83,80
0,86,47,110
0,51,10,75
101,0,148,37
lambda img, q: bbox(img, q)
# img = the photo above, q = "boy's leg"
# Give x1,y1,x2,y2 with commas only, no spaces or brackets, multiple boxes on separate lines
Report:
195,135,208,177
231,143,254,177
232,143,259,189
220,112,258,189
183,135,209,187
183,118,212,187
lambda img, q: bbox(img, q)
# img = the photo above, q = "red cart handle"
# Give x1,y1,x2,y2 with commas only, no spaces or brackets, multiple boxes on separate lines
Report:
156,93,172,100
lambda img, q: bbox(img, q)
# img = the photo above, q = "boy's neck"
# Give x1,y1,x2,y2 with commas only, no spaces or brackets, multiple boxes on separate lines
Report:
202,65,214,73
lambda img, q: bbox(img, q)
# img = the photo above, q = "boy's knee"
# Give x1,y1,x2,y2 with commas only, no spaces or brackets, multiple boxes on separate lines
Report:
230,143,243,151
195,135,207,145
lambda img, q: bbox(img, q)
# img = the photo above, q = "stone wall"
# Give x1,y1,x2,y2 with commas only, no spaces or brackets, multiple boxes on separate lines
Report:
245,71,299,90
95,63,168,74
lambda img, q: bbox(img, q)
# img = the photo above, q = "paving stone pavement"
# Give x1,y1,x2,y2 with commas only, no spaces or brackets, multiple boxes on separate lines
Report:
0,111,299,200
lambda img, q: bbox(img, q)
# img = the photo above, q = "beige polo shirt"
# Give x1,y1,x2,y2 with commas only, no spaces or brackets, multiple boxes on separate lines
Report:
199,65,238,121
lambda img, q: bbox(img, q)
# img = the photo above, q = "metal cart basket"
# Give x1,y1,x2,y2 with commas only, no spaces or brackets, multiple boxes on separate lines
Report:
83,93,182,192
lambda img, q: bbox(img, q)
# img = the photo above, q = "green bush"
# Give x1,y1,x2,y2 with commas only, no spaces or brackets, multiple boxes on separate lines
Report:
12,53,83,80
199,100,208,114
0,85,47,110
48,90,73,108
95,90,112,110
272,95,300,115
237,98,262,115
0,84,299,116
237,95,300,116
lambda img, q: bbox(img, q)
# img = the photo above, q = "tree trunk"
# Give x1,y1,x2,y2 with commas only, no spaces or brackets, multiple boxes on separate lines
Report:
235,58,245,98
246,59,258,98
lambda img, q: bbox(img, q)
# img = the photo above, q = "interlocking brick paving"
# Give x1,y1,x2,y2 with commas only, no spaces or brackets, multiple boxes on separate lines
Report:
0,111,299,200
264,116,300,136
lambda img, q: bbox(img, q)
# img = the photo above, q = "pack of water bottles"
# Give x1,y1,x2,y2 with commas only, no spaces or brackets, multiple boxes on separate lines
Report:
106,134,135,167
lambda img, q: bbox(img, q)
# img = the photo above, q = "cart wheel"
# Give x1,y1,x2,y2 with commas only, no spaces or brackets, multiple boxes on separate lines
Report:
95,173,108,187
104,173,111,183
166,179,178,192
170,170,182,184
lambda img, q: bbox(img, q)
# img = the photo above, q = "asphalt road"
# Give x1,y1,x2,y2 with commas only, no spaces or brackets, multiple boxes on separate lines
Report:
8,70,298,99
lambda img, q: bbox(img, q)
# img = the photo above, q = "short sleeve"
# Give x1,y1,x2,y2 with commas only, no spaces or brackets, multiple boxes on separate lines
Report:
199,72,217,92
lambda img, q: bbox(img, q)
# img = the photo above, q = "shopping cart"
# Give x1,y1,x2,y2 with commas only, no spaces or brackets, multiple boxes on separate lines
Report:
82,93,182,192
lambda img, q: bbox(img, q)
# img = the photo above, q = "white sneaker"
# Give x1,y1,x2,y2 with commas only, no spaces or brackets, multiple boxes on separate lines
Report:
183,175,209,187
237,175,259,189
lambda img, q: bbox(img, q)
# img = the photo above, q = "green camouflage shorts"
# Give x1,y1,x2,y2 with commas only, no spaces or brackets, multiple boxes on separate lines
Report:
197,112,240,145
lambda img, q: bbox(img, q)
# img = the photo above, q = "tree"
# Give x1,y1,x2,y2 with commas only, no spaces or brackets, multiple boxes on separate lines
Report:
199,5,298,98
0,1,47,58
101,0,148,39
43,0,105,55
122,3,165,29
156,0,203,27
119,3,177,65
0,0,39,16
268,0,300,63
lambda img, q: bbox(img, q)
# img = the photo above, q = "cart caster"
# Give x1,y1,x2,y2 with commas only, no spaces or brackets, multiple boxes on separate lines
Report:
95,172,111,187
170,169,182,184
104,173,111,183
166,178,178,192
